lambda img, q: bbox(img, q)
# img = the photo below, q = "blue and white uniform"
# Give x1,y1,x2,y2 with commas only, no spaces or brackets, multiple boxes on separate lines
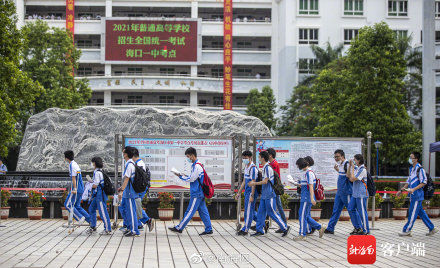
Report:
64,160,90,222
0,163,7,174
121,159,140,235
347,165,369,233
298,168,322,236
88,168,111,231
135,158,151,226
241,162,259,232
175,160,212,232
402,164,435,233
327,160,352,232
255,164,287,234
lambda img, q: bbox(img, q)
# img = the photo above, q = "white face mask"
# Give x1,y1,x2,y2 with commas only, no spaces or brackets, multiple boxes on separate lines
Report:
408,157,413,165
187,158,192,163
243,159,250,166
90,163,94,169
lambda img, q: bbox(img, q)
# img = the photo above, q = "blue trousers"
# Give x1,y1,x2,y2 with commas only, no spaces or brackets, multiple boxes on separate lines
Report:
123,198,139,235
241,192,259,232
299,201,321,236
89,198,111,231
403,199,435,233
176,196,212,232
348,196,369,233
327,193,352,232
138,208,151,225
256,197,287,234
276,195,287,224
64,192,90,223
119,198,128,227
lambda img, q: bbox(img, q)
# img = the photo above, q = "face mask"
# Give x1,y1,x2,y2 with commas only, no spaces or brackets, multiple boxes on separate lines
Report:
408,157,413,165
90,163,94,169
187,158,192,163
243,159,250,166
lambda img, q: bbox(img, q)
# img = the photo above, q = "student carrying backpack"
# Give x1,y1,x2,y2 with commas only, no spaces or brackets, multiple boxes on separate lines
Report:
195,162,214,199
129,161,151,193
417,166,435,200
267,168,284,195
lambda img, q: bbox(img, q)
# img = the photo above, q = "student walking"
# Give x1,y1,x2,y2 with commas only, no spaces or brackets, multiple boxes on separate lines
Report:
267,148,287,233
169,147,213,235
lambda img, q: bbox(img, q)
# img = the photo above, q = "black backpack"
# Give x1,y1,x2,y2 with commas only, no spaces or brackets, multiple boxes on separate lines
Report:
266,166,284,195
129,161,151,193
417,167,435,200
365,171,376,197
99,170,115,196
253,166,262,195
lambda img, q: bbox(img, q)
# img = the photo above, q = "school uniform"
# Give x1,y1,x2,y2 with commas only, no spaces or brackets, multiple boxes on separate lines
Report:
402,164,435,233
88,168,111,231
255,163,288,234
122,159,140,235
175,160,212,232
241,162,259,232
64,160,90,223
298,168,322,236
269,159,287,224
135,159,151,226
347,165,369,234
327,160,352,232
0,163,7,174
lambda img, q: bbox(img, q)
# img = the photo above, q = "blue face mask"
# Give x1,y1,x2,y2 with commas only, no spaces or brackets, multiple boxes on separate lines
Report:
187,158,193,163
408,157,413,165
243,159,250,166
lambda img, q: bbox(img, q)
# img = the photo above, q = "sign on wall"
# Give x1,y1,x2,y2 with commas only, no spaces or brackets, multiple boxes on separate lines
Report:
223,0,233,110
123,136,234,189
254,137,363,189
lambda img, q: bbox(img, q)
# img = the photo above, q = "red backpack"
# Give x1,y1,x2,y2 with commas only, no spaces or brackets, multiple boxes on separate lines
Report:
309,171,325,201
195,162,214,199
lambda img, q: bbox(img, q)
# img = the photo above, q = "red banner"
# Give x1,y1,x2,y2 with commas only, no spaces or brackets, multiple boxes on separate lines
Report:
223,0,233,110
66,0,74,38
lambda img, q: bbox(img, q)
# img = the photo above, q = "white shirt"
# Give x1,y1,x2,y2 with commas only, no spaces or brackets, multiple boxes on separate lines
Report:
124,159,135,179
70,160,81,177
180,161,204,183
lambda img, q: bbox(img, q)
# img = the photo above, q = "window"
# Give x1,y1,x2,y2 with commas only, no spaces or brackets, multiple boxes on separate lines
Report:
298,58,317,74
198,99,207,106
344,29,359,44
160,68,175,75
237,68,252,77
388,1,408,17
237,41,252,48
344,0,363,16
299,0,319,15
211,68,223,78
211,41,223,49
159,96,174,104
436,1,440,18
394,30,408,39
77,67,92,76
76,40,92,48
128,68,142,75
114,99,123,105
436,31,440,43
127,95,142,104
213,96,223,106
299,28,319,44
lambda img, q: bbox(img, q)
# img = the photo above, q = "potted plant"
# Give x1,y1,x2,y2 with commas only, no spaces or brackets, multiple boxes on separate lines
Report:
157,192,174,221
426,194,440,218
280,193,291,219
310,201,322,221
368,193,383,221
60,190,69,220
391,192,407,220
27,190,45,220
193,198,212,221
1,189,11,219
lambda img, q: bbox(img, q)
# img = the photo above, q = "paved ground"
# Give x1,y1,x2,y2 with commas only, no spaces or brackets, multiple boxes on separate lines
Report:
0,218,439,268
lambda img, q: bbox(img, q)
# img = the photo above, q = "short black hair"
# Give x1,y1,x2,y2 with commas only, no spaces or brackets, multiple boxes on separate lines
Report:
304,156,314,167
185,147,197,157
242,150,252,157
259,151,270,162
354,154,364,165
123,146,134,158
296,158,308,170
334,149,345,158
91,156,103,168
132,147,140,157
412,152,421,162
64,150,74,161
267,148,276,159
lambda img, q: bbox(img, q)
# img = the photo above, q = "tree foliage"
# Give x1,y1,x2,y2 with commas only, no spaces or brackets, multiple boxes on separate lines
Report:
245,86,277,131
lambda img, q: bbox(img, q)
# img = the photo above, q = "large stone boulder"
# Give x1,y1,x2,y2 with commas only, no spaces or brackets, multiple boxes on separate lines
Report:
17,107,271,172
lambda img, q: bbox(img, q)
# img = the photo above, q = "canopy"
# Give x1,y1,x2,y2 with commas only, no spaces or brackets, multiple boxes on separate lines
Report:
429,141,440,152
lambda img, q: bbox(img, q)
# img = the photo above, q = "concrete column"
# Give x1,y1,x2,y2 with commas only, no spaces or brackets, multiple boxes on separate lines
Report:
104,91,112,106
191,1,198,18
105,64,111,76
106,0,112,17
422,0,436,175
191,65,197,77
15,0,25,28
190,90,198,108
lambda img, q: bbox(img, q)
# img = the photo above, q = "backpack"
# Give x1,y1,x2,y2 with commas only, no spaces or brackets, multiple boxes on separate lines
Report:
99,170,115,196
253,166,262,195
195,162,214,199
365,171,376,197
307,171,325,201
128,161,151,193
266,166,284,195
417,166,435,200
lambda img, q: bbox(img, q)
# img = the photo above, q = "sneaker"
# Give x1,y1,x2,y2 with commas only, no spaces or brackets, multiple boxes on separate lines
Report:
306,228,316,236
138,225,144,230
275,228,284,234
426,227,439,236
199,231,213,236
350,228,360,235
168,227,183,234
324,229,334,234
147,219,155,232
99,230,112,235
264,220,270,233
293,235,307,241
86,227,96,235
124,232,140,237
119,226,127,232
282,226,291,237
250,225,257,231
78,217,86,225
398,231,412,237
319,225,326,238
250,232,264,237
237,230,248,236
123,230,131,236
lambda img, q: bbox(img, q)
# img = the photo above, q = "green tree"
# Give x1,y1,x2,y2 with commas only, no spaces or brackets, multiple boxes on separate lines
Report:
245,86,277,131
0,1,43,157
20,20,91,114
312,22,421,163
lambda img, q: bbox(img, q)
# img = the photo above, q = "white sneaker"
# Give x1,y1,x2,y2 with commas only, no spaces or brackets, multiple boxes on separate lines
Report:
293,235,307,241
398,231,412,237
426,227,439,236
99,230,112,235
77,217,86,225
